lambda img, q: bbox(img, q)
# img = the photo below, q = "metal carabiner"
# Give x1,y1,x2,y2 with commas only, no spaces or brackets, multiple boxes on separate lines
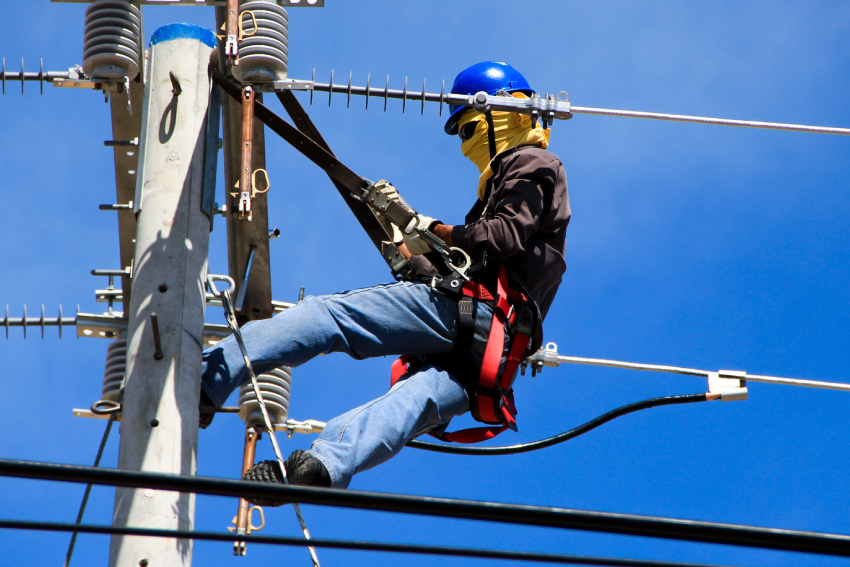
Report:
445,247,472,281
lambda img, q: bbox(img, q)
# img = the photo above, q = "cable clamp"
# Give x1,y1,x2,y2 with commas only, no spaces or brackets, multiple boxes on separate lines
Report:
710,370,748,401
521,341,560,376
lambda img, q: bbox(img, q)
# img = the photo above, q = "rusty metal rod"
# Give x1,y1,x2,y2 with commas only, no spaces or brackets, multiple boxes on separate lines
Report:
234,426,261,555
238,85,256,219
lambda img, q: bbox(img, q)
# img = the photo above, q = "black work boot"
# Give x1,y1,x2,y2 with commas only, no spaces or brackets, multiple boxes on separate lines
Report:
243,450,331,507
198,390,216,429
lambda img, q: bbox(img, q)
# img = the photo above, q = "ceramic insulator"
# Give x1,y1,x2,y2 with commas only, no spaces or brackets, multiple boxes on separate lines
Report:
232,0,289,83
83,0,142,80
238,366,292,427
101,338,127,402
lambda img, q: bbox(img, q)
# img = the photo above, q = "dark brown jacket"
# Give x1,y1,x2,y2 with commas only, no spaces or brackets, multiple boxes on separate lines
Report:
412,145,570,330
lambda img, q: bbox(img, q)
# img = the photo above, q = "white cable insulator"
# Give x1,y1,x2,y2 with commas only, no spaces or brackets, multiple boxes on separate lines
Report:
232,0,289,83
238,366,292,426
101,338,127,402
82,0,142,80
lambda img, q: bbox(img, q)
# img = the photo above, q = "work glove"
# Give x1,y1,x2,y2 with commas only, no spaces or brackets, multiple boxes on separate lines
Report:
371,180,442,255
402,214,440,255
371,180,409,243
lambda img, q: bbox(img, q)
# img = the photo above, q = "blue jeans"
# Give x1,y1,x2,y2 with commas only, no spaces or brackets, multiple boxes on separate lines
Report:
202,281,494,488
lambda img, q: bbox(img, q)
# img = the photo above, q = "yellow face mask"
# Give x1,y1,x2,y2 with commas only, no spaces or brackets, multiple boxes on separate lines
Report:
458,92,551,199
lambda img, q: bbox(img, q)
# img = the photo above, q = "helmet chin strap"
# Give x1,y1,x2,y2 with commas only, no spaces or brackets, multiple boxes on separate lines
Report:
484,109,497,160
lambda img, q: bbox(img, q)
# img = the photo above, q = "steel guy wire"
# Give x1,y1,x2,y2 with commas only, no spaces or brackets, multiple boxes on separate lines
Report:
568,106,850,135
552,354,850,392
210,276,320,567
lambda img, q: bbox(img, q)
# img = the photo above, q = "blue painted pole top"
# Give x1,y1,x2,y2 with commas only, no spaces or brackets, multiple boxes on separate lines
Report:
150,23,217,49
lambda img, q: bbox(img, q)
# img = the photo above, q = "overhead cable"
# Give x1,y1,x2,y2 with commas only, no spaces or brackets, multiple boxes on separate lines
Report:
3,458,850,558
406,393,707,455
62,415,116,567
569,106,850,136
0,518,739,567
551,354,850,392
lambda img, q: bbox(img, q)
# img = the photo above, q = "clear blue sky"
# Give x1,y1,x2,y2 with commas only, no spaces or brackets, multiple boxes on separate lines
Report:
1,2,850,566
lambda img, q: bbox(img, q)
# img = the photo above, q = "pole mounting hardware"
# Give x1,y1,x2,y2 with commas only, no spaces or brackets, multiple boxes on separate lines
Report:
150,314,164,360
169,71,182,97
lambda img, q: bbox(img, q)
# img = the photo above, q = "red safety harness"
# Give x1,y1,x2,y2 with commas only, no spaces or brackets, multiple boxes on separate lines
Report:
390,265,532,444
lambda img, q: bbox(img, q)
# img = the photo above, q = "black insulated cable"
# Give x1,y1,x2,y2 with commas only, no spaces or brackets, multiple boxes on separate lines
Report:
406,393,708,455
4,457,850,557
0,519,742,567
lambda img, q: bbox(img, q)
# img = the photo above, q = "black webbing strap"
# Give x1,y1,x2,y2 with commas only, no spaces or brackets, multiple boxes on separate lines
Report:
484,109,497,160
455,297,476,353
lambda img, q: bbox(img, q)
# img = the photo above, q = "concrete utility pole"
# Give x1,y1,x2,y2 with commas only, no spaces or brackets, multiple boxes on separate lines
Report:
109,24,217,567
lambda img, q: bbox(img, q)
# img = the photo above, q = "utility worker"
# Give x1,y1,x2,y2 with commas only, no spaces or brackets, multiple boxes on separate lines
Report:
200,61,570,496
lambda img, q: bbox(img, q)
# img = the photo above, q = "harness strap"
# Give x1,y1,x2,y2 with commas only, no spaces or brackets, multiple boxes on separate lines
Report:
455,297,476,353
391,266,532,444
484,109,497,160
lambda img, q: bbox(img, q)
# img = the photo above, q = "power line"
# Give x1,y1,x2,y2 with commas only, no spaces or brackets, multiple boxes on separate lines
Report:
564,106,850,135
406,393,707,455
2,458,850,558
0,518,740,567
549,354,850,392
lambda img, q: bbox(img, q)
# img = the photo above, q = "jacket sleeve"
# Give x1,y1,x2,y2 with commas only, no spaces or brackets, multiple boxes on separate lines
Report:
449,153,557,261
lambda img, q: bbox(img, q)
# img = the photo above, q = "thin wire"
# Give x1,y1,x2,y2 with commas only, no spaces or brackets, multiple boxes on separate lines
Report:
555,355,850,392
569,106,850,135
219,289,320,567
407,393,707,455
62,413,116,567
556,355,708,377
2,519,740,567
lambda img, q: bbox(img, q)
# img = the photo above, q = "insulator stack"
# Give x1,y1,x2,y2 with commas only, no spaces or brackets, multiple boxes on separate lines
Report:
232,0,289,83
101,338,127,402
238,366,292,426
83,0,142,80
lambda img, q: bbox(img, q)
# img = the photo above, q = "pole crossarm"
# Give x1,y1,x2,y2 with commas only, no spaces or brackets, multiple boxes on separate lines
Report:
3,458,850,558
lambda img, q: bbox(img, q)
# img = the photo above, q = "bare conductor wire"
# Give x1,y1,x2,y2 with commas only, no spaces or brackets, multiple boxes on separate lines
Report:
569,106,850,135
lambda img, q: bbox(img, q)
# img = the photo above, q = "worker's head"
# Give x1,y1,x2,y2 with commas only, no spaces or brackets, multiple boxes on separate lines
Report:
445,62,550,180
444,62,534,136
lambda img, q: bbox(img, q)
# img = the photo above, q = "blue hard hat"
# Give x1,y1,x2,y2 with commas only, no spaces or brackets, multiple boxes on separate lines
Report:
444,61,535,135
